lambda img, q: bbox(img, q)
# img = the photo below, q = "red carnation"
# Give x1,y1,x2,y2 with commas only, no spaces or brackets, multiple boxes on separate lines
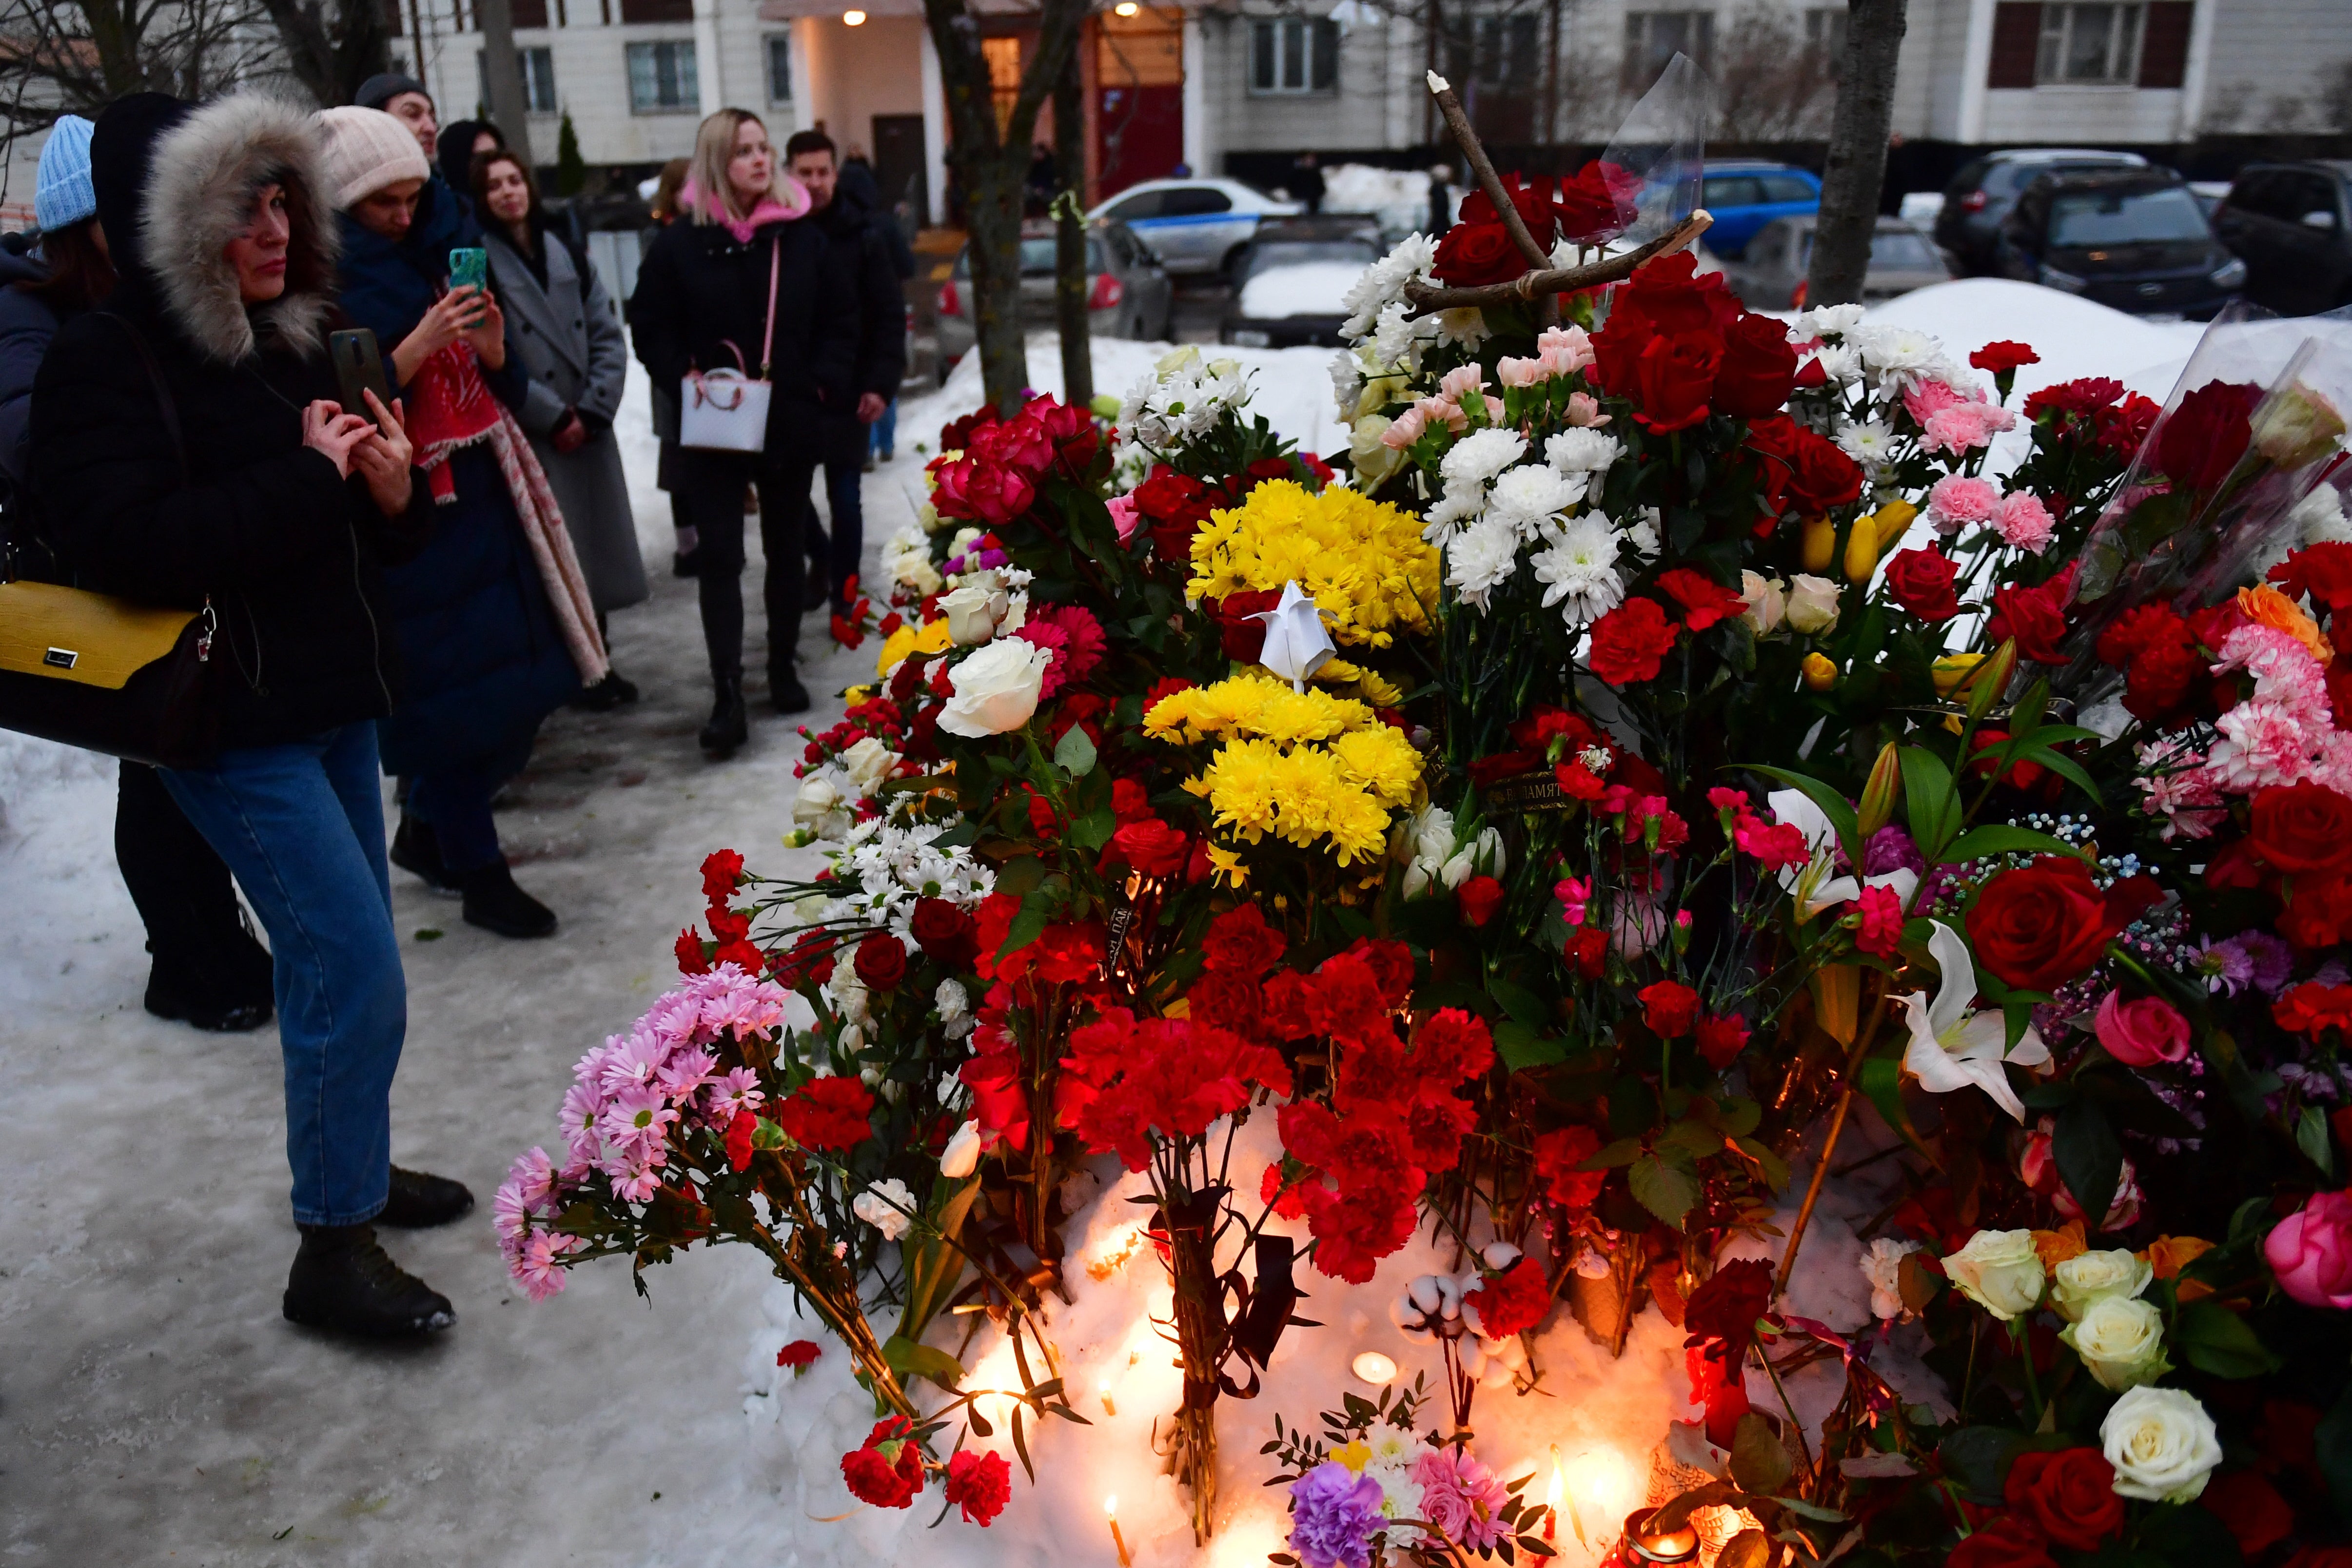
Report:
1639,979,1702,1038
1970,341,2040,375
1533,1125,1606,1209
841,1416,925,1509
777,1077,877,1151
702,848,745,902
1457,874,1507,928
1883,546,1962,622
776,1338,821,1369
675,927,712,975
2277,982,2352,1037
1203,902,1288,977
726,1109,757,1171
1465,1255,1553,1339
854,932,908,992
944,1449,1012,1526
1657,567,1748,631
1588,598,1681,686
2271,542,2352,615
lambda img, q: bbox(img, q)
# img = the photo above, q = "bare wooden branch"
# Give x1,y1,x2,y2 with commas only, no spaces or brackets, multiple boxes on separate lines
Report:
1424,70,1551,272
1401,210,1715,310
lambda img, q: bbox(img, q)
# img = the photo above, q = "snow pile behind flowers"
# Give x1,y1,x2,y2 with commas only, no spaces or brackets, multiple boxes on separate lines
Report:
701,1110,1944,1568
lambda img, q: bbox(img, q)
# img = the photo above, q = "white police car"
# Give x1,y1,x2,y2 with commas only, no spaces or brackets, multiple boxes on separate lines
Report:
1086,177,1302,277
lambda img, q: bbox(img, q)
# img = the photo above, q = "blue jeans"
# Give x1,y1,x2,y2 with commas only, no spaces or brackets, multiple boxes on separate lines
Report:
803,456,865,608
160,723,407,1227
869,401,897,459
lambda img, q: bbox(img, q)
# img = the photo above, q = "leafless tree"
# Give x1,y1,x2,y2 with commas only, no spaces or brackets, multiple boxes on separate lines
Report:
1711,7,1838,143
1806,0,1904,308
0,0,277,183
247,0,396,108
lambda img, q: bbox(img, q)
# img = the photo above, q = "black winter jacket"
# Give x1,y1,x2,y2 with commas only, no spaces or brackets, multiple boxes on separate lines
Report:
628,214,860,463
28,92,433,752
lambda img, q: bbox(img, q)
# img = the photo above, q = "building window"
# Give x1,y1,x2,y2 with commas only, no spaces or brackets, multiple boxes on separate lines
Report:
2036,2,2142,83
1623,10,1714,91
1802,6,1845,63
765,34,793,103
1248,18,1338,95
478,46,557,113
618,0,692,23
627,39,698,112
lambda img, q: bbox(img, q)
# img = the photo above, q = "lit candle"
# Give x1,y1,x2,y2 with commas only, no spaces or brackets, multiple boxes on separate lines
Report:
1350,1351,1397,1386
1105,1494,1133,1568
1544,1446,1563,1542
1099,1376,1117,1417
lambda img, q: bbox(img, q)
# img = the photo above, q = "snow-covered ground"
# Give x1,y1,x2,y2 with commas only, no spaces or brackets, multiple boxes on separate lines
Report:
0,287,2190,1564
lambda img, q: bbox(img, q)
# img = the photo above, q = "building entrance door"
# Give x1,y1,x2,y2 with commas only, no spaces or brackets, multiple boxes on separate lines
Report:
872,113,929,228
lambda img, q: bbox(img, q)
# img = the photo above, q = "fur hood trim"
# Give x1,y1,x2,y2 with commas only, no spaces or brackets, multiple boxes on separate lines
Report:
142,95,339,364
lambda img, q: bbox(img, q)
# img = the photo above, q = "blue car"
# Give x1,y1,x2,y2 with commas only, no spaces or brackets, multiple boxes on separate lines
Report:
1698,161,1821,258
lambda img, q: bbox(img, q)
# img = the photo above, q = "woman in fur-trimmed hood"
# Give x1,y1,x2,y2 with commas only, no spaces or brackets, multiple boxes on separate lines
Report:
29,92,476,1341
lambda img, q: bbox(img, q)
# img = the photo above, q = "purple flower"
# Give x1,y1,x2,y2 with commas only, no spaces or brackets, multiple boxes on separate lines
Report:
2238,932,2295,996
1411,1447,1512,1550
2195,936,2255,995
1863,825,1926,879
1289,1462,1386,1568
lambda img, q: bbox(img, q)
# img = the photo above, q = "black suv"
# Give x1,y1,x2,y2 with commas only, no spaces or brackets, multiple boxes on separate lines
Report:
1935,148,2148,274
1996,169,2244,318
2212,161,2352,314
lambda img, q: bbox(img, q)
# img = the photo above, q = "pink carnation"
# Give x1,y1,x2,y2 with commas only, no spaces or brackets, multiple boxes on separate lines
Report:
1995,491,2056,554
1563,391,1609,426
1927,473,2001,532
1537,323,1595,376
1411,1448,1512,1549
1902,378,1962,424
1438,363,1489,403
1497,354,1551,388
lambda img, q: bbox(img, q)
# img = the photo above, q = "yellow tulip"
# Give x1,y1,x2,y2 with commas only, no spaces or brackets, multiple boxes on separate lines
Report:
1801,652,1839,691
1843,513,1879,583
1931,652,1986,698
1801,515,1837,573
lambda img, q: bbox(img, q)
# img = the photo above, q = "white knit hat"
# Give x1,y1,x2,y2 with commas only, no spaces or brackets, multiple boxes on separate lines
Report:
314,104,431,210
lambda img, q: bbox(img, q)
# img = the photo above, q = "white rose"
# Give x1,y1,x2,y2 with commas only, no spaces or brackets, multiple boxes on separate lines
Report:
1784,573,1842,636
2051,1249,2154,1322
1943,1228,2045,1320
937,639,1053,737
1740,570,1787,635
2060,1294,2172,1392
939,583,998,645
938,1118,983,1178
791,774,843,828
935,977,971,1020
2102,1386,2223,1502
853,1178,917,1241
840,736,897,795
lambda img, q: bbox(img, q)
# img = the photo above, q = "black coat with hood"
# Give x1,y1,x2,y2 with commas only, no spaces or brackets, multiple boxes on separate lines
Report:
29,93,432,752
806,168,909,465
627,201,860,464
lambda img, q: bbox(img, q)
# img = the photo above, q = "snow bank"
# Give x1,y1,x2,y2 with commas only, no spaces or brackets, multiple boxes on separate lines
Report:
1238,262,1369,321
1322,164,1450,236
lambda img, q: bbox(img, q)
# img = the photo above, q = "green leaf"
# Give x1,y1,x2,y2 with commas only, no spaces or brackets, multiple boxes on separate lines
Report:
1729,1412,1794,1495
1583,1137,1646,1170
1898,746,1960,862
1628,1153,1702,1227
2173,1300,2280,1379
2301,1105,2336,1178
995,855,1049,897
1766,1495,1848,1523
1750,765,1862,869
1488,976,1547,1027
1941,824,2089,866
1732,1136,1792,1190
997,894,1053,963
2141,1501,2244,1568
1936,1426,2025,1501
1499,1036,1571,1072
2054,1098,2124,1234
881,1334,967,1391
1657,1119,1725,1159
1068,807,1118,852
1859,1053,1938,1166
1052,724,1097,777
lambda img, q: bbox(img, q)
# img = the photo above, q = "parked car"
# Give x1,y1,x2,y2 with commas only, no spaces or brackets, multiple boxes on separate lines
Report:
1219,221,1385,347
1718,215,1952,310
1995,169,2244,319
2212,161,2352,314
1696,161,1821,257
934,219,1173,377
1087,177,1301,276
1935,148,2149,274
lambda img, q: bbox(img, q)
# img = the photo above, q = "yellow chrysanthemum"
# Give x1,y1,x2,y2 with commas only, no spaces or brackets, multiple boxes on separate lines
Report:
874,617,954,679
1200,738,1284,843
1322,786,1393,866
1204,843,1250,887
1187,479,1438,650
1329,725,1421,807
1269,746,1344,847
1351,669,1407,708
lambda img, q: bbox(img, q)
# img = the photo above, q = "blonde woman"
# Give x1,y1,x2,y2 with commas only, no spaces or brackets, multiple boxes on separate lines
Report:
628,108,859,754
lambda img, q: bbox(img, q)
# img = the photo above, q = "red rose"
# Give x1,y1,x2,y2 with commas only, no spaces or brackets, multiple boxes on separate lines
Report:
1465,1255,1553,1339
1102,817,1190,878
854,932,908,992
2155,379,2261,494
840,1416,924,1509
2272,542,2352,615
1694,1013,1751,1069
1617,251,1742,335
1985,562,2079,665
675,927,711,975
1588,598,1681,686
1657,567,1747,631
944,1448,1012,1526
1639,979,1701,1038
1212,587,1283,662
2279,872,2352,950
1457,874,1507,928
1712,312,1800,418
1132,467,1219,564
1552,158,1643,244
1965,856,2120,993
964,463,1036,526
2004,1449,2124,1552
2201,1469,2293,1558
1031,920,1105,984
1948,1514,2058,1568
1883,546,1962,622
1534,1125,1606,1209
701,848,745,902
777,1076,877,1151
967,412,1053,475
1784,425,1865,514
1459,173,1555,243
910,897,979,969
1630,330,1725,433
2251,782,2352,874
1432,220,1525,286
1970,340,2041,375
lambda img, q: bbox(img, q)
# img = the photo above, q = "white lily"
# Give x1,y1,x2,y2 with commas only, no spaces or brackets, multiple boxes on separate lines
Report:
1766,789,1920,920
1899,920,2050,1123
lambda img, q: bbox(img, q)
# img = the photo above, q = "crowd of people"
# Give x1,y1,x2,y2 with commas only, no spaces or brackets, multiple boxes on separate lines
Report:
0,80,910,1341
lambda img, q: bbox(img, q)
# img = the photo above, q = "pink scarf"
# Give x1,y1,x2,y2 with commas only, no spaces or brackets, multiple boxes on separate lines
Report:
677,175,810,241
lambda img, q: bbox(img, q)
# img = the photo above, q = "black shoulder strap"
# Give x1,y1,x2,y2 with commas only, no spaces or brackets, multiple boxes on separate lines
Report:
93,312,190,488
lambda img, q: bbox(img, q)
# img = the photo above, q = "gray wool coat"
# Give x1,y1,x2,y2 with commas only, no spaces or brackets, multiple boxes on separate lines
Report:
485,224,649,614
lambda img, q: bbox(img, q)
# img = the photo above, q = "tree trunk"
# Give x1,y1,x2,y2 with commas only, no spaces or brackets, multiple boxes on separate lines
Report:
474,0,537,163
1053,46,1093,410
254,0,395,106
1803,0,1906,309
921,0,1091,413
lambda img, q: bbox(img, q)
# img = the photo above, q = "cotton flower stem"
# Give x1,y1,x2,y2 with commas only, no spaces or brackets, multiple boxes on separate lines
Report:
1424,77,1552,274
1774,980,1894,1296
1401,213,1716,312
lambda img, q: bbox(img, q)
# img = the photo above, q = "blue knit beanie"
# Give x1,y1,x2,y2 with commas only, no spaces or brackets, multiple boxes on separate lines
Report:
35,115,97,233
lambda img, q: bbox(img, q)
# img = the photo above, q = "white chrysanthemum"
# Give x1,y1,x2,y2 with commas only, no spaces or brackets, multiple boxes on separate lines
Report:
1339,232,1437,340
1545,427,1623,474
1793,302,1866,337
1419,479,1487,545
1445,518,1520,608
1811,344,1862,385
1486,462,1586,537
1372,300,1440,370
1835,418,1898,470
1530,516,1625,626
1439,427,1529,487
853,1178,917,1241
1625,507,1663,559
1329,349,1366,418
1434,306,1490,347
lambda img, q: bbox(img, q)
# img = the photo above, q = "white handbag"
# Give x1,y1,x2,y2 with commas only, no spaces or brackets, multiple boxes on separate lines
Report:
679,238,780,453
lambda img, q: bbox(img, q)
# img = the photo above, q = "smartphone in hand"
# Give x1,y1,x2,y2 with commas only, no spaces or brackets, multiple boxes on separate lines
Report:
328,328,393,431
448,246,489,293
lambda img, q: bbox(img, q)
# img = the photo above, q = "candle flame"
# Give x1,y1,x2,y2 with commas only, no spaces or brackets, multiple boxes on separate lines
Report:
1104,1494,1118,1516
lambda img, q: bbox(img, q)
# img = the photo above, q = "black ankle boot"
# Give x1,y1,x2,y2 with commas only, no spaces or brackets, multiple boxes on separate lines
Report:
768,661,810,716
377,1166,475,1228
144,960,273,1032
458,859,557,939
701,672,749,755
284,1224,455,1337
390,811,459,894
